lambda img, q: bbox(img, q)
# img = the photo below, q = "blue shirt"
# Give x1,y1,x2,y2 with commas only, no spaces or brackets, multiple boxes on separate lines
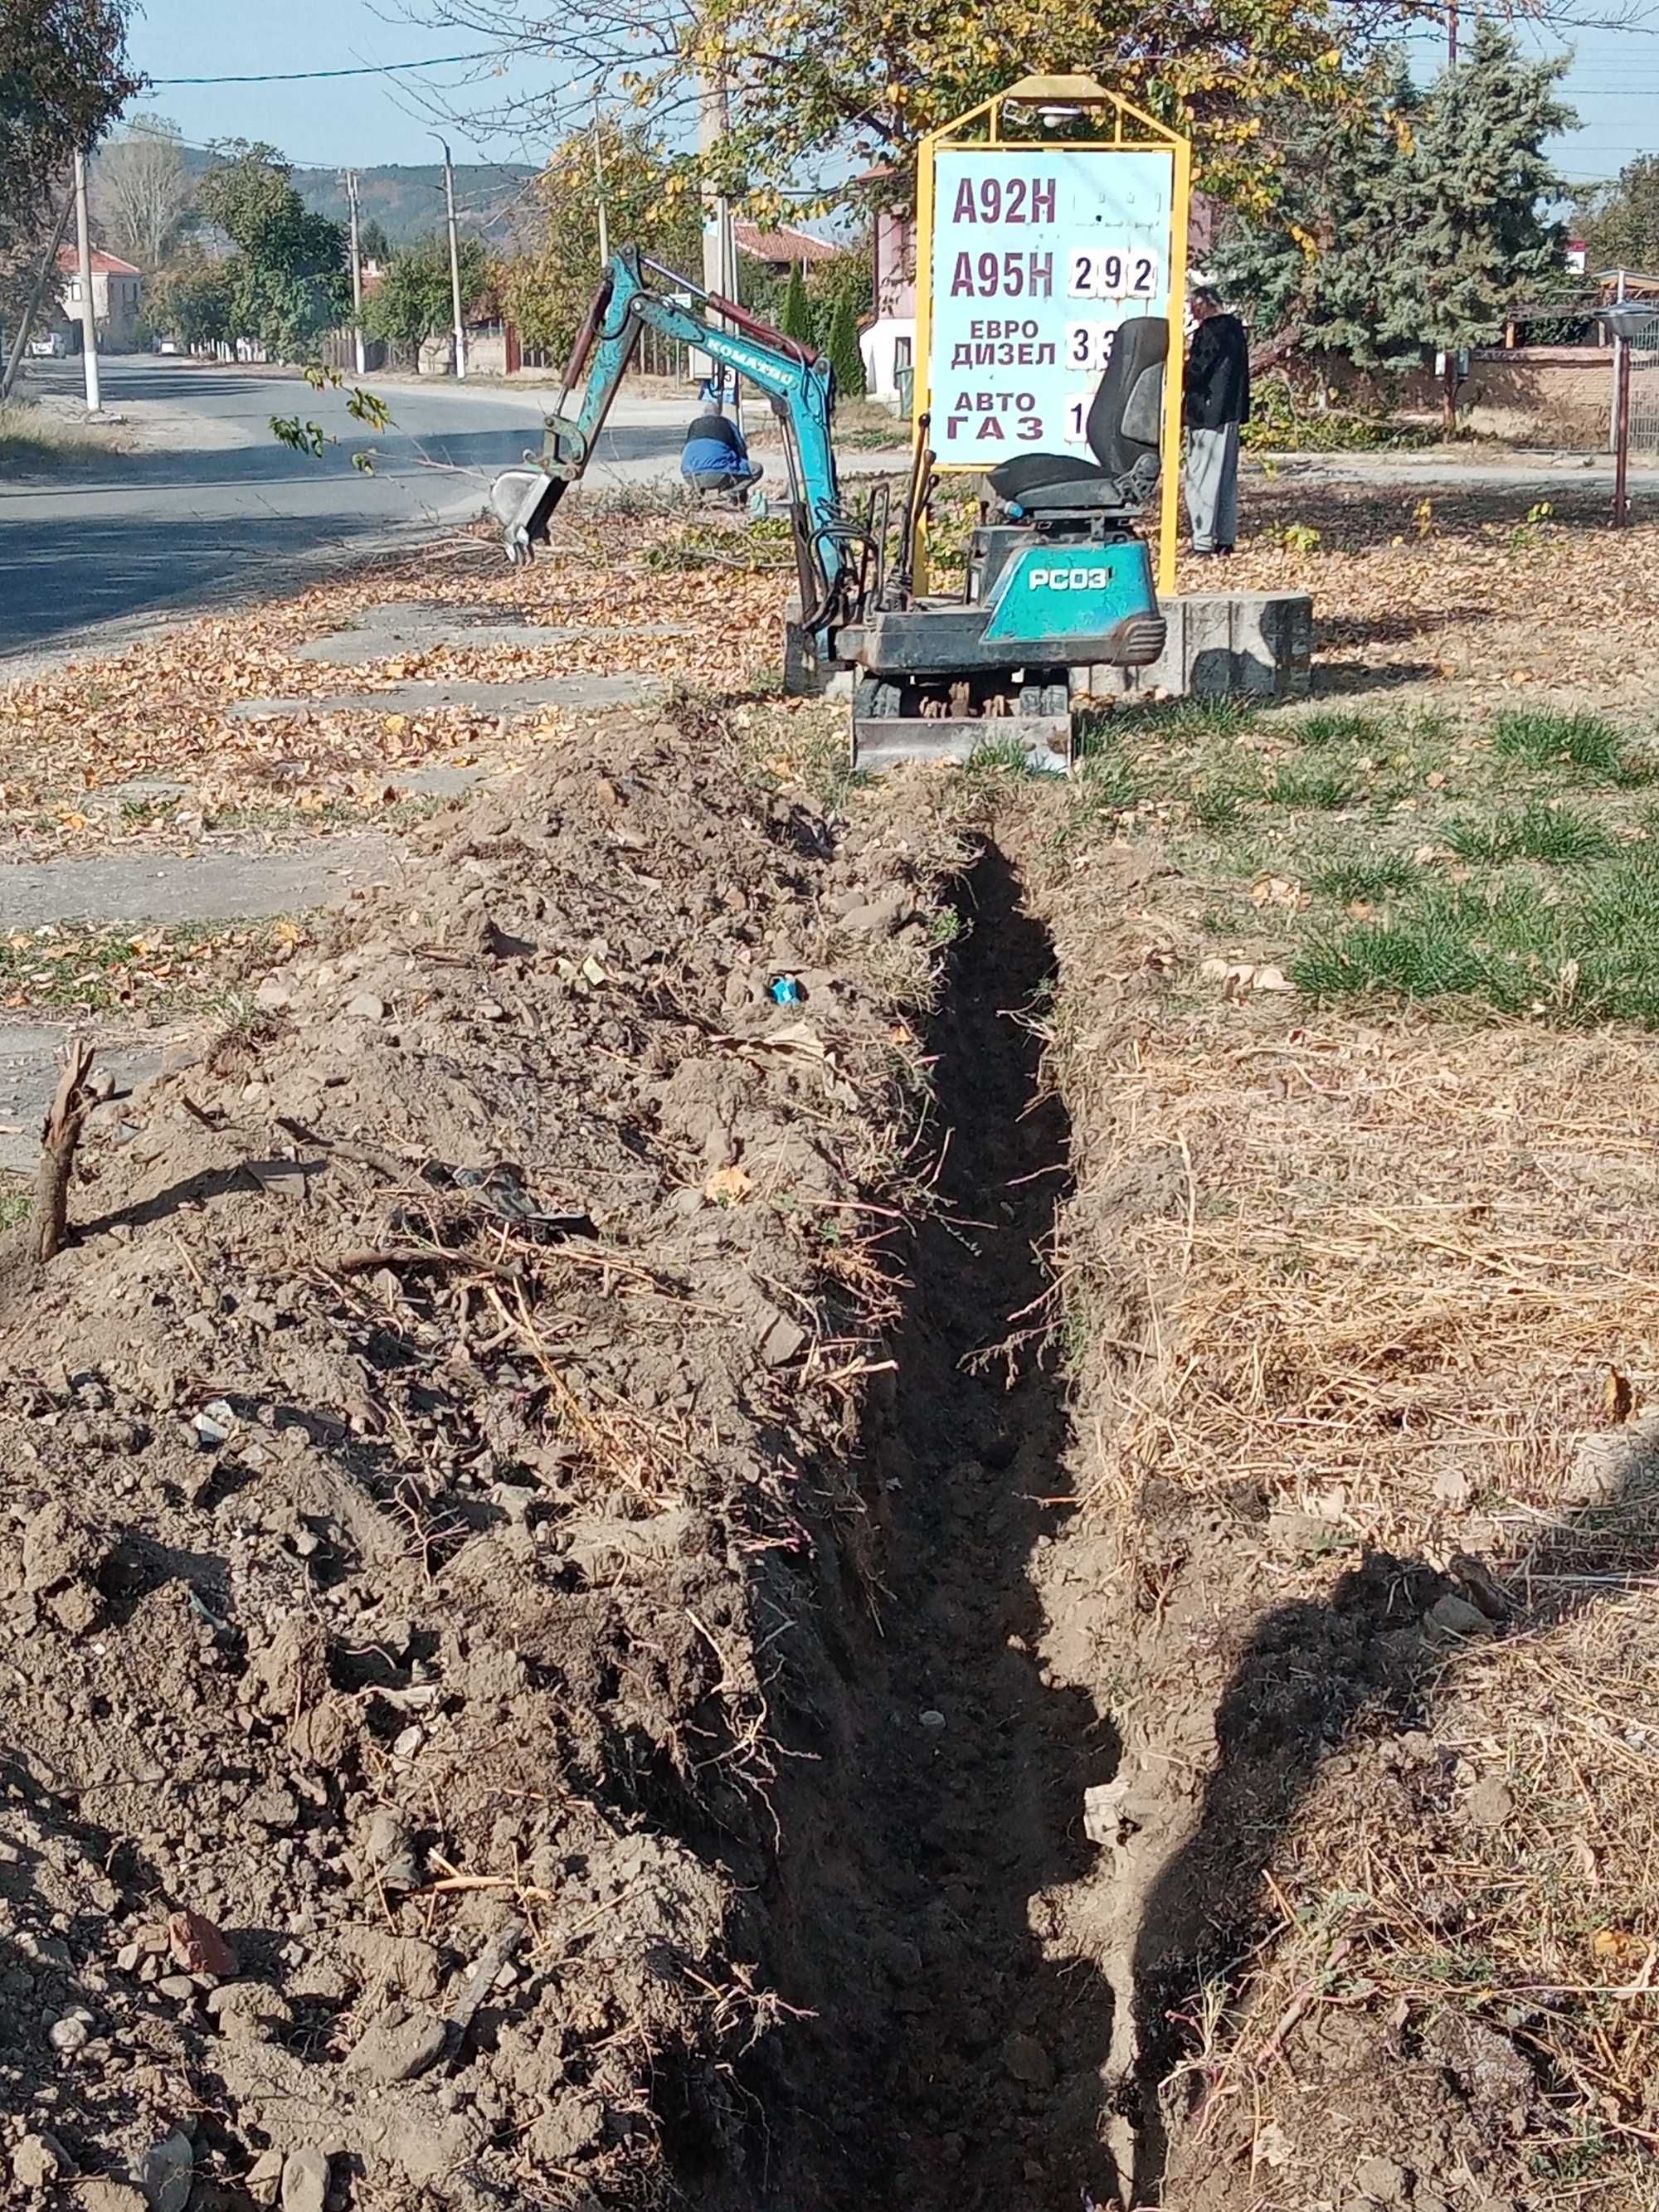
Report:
682,415,750,475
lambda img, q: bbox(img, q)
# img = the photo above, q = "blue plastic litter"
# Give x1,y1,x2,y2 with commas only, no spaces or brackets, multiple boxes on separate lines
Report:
769,975,803,1007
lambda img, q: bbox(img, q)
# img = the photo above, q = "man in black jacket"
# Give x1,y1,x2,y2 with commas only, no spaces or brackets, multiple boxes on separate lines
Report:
1184,284,1250,555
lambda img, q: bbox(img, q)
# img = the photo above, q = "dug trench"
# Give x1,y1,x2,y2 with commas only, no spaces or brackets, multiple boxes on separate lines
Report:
752,843,1123,2211
0,715,1153,2212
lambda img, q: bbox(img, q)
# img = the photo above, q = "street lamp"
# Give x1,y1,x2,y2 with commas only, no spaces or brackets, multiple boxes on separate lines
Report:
1598,299,1657,528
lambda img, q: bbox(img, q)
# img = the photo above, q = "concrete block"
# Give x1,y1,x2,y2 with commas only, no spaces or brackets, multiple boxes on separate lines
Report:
1078,591,1313,702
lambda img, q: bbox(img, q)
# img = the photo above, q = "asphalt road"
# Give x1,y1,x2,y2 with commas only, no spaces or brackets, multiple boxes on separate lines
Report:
0,357,688,665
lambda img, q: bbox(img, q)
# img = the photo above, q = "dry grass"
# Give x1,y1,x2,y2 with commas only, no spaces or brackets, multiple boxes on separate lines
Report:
0,397,124,474
1038,820,1659,2205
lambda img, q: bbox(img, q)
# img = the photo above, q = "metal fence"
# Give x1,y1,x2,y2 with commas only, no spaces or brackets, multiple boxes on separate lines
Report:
637,323,690,381
1627,319,1659,456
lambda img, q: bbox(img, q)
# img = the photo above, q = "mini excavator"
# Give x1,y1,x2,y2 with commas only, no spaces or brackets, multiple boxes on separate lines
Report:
489,246,1169,771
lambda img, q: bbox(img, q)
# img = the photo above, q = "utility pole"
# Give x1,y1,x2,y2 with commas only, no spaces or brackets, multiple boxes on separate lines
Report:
591,100,609,270
698,70,736,309
343,168,366,375
697,67,741,420
1447,0,1458,66
72,145,101,413
1,189,75,402
435,138,466,380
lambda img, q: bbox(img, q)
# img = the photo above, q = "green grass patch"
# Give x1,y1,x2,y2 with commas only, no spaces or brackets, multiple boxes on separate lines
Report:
1267,758,1358,811
961,732,1035,775
0,1189,30,1233
1295,708,1381,747
1490,709,1656,785
1443,801,1615,865
1148,695,1260,743
1295,851,1659,1023
1048,741,1141,857
1308,849,1421,901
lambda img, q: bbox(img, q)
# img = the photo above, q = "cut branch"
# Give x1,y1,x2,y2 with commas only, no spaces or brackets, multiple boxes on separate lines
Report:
32,1037,96,1266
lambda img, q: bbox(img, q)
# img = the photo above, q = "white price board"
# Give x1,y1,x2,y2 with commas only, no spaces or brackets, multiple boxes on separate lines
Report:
925,146,1175,466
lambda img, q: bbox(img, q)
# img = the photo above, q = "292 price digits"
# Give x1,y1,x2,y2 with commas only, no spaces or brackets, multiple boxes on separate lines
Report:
1066,247,1159,301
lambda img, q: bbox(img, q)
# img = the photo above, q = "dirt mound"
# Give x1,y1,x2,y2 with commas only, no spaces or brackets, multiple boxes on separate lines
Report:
0,714,955,2210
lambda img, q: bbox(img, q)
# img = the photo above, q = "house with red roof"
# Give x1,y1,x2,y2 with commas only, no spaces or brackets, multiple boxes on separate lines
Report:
55,246,144,352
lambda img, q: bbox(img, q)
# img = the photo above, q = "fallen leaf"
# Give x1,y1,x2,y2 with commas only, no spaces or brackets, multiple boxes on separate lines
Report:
703,1165,754,1205
1604,1365,1633,1426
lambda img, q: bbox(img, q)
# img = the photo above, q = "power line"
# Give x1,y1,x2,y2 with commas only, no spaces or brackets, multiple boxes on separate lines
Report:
148,46,518,87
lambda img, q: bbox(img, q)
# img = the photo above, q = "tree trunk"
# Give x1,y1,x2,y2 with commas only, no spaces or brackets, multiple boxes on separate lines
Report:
32,1038,95,1266
1443,352,1459,433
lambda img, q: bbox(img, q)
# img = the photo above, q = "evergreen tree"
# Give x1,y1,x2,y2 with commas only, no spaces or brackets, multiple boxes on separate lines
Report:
1215,29,1573,418
1213,66,1426,373
778,260,812,345
1410,21,1574,421
826,289,866,396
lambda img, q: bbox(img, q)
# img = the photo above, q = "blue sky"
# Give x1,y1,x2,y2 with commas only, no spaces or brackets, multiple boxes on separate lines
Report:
133,0,1659,187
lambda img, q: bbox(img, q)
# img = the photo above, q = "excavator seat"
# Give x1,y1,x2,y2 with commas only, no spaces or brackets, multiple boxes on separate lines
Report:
987,316,1169,518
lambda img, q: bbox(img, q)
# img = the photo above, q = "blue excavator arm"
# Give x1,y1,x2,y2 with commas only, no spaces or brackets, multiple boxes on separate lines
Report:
493,247,854,633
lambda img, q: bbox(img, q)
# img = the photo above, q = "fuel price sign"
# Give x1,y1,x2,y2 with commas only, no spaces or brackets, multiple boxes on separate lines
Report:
923,145,1176,466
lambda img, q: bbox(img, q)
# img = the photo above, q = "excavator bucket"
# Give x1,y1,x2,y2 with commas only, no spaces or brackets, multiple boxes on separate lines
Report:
850,677,1073,775
490,464,568,567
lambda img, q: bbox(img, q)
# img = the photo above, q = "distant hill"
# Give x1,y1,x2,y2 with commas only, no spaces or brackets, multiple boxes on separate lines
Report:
293,163,537,246
174,149,536,246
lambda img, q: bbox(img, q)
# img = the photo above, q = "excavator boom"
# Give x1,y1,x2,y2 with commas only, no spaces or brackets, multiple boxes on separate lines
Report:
491,249,854,639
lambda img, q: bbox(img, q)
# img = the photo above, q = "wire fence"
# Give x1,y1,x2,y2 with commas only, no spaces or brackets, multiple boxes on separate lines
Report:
1627,321,1659,457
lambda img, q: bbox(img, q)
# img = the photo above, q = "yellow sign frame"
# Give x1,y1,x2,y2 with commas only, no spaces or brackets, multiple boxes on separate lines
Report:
912,73,1191,596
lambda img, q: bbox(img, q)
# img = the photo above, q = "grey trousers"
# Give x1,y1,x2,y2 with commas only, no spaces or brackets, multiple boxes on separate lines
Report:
1185,422,1240,551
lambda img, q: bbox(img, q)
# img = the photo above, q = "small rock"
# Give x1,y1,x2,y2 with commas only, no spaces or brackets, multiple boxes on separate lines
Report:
343,992,387,1021
75,2186,147,2212
168,1906,238,1978
134,2131,192,2212
477,999,506,1020
245,1783,299,1833
1355,2154,1410,2203
918,1709,946,1730
245,2149,283,2207
206,1980,292,2042
156,1974,198,2001
759,1311,807,1368
280,2146,329,2212
254,979,293,1012
13,2132,69,2189
1002,2030,1055,2090
345,2000,448,2083
1424,1592,1495,1643
1465,1774,1516,1830
1433,1466,1472,1508
22,1501,97,1595
48,2011,92,2053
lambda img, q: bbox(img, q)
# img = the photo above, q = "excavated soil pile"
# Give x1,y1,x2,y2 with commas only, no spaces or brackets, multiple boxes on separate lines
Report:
0,714,959,2212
